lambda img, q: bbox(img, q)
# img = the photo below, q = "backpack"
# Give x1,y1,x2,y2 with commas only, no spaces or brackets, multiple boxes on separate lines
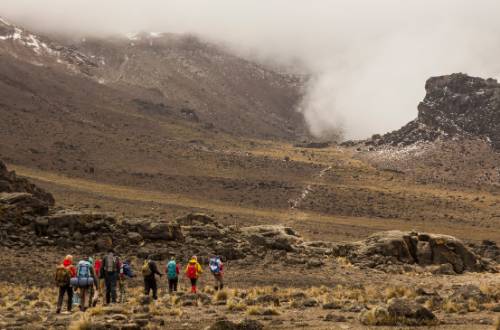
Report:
77,261,91,278
209,257,221,274
55,265,71,286
186,263,197,279
167,261,177,279
142,260,152,277
104,254,118,272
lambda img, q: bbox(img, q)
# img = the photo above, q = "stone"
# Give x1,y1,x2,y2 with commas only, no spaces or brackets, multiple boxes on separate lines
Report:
323,302,342,310
324,313,346,322
127,232,143,244
208,319,264,330
302,298,318,307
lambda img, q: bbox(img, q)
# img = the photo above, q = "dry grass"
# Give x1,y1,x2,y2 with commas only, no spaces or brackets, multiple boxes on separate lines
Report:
215,290,228,302
86,306,104,317
495,316,500,330
227,299,247,312
443,299,460,314
246,306,280,316
68,315,94,330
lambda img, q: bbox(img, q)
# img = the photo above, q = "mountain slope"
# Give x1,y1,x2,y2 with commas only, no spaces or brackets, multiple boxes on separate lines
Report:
0,16,308,140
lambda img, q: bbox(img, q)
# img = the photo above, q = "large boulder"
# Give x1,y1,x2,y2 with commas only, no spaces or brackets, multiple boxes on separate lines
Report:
123,218,183,241
42,211,117,235
340,230,489,273
0,192,50,220
241,225,302,251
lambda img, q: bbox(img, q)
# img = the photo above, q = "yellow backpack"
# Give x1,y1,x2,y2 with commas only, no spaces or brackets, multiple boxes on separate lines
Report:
141,260,152,277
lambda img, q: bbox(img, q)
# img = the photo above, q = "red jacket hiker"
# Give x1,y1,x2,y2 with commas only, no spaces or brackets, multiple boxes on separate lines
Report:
94,258,102,278
63,257,76,277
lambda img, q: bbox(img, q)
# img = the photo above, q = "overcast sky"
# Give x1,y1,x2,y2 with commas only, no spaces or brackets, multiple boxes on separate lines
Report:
2,0,500,139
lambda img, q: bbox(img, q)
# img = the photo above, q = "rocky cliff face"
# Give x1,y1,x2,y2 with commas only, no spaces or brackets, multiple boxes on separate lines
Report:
0,160,54,205
367,73,500,149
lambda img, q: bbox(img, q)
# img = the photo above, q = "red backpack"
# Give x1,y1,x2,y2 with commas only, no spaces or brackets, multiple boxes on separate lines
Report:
186,263,197,279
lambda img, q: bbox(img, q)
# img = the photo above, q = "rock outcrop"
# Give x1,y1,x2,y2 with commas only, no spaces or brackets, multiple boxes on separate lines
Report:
363,73,500,149
0,160,54,205
336,230,492,273
0,160,496,273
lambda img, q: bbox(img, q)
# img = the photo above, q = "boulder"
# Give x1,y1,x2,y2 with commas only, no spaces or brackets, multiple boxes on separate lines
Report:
0,160,54,206
127,232,143,244
208,319,263,330
360,299,437,326
0,192,50,219
140,222,182,241
176,213,217,226
241,225,302,251
43,211,116,235
341,230,488,273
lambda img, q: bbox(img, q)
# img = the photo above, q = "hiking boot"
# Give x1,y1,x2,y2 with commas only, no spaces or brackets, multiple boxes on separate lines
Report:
56,308,61,314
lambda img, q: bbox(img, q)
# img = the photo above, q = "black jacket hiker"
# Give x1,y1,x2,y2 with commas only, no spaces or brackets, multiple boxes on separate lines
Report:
143,260,162,300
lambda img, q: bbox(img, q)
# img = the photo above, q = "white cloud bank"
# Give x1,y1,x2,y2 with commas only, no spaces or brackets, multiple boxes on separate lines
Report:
2,0,500,139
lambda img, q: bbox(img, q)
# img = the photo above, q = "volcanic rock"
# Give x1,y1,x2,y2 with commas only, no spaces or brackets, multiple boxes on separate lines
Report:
364,73,500,149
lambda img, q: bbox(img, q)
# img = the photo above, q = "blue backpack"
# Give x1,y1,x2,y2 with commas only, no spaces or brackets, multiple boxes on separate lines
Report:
209,257,221,274
167,260,177,279
78,261,91,278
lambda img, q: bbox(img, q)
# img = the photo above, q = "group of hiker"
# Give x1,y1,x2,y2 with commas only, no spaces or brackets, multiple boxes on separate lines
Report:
54,250,224,313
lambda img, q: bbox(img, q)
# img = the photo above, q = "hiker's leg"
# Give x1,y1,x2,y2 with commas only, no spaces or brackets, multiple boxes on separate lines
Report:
190,278,197,293
213,275,219,290
110,273,117,303
173,278,178,292
168,279,172,293
152,279,158,300
68,286,74,311
88,286,94,308
144,277,150,296
118,280,124,303
56,286,65,312
105,275,111,304
219,275,224,290
80,288,86,311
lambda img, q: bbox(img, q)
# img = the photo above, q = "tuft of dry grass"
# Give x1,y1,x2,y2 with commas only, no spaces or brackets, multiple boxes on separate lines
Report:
86,306,104,317
442,299,460,314
495,316,500,330
227,299,247,312
247,306,279,316
335,257,353,268
215,290,228,302
68,316,94,330
467,298,480,312
168,308,183,317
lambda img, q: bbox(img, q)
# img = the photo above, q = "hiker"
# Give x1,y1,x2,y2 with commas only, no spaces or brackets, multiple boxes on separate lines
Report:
185,256,202,294
55,255,76,314
119,259,135,303
101,250,121,304
142,256,163,300
166,256,180,293
209,255,224,291
74,256,98,311
92,256,103,306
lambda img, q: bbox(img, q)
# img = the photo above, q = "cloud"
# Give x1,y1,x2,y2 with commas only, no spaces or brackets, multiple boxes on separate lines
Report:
2,0,500,139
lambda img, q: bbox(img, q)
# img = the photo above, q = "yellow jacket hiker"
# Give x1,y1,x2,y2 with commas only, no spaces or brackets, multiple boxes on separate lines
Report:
185,256,202,293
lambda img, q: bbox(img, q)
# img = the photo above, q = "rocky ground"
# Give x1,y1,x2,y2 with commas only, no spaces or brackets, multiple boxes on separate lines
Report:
0,273,498,329
1,159,500,329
